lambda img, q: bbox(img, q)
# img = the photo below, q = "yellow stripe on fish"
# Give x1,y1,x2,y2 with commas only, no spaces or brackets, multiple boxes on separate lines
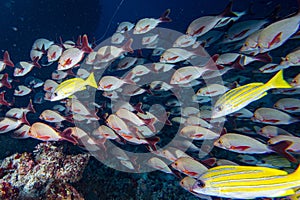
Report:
212,70,291,118
192,165,300,199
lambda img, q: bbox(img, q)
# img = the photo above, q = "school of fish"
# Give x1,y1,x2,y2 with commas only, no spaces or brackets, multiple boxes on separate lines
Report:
1,1,300,199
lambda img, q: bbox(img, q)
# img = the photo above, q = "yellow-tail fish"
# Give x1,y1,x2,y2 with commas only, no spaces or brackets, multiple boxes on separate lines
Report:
212,70,291,118
50,72,97,101
192,165,300,199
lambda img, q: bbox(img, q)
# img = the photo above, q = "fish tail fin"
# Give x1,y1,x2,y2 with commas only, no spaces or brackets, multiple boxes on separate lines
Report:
26,99,36,113
220,1,236,17
265,70,292,89
1,73,12,89
3,51,14,67
122,38,134,53
254,52,273,63
81,34,93,53
159,9,172,22
20,113,30,126
85,72,98,88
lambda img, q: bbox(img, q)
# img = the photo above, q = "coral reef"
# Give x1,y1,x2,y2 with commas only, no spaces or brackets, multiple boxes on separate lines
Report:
0,142,89,199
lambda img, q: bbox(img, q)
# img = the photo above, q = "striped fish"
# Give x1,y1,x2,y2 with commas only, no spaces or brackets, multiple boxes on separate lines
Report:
192,165,300,199
212,70,291,118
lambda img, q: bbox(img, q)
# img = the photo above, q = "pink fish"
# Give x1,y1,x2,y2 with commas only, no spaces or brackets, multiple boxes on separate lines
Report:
133,9,171,34
58,34,92,70
252,107,300,125
186,2,234,37
0,113,29,134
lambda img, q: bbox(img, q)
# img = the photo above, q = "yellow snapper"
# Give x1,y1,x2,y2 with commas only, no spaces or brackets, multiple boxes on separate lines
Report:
192,165,300,199
50,72,97,101
212,70,291,118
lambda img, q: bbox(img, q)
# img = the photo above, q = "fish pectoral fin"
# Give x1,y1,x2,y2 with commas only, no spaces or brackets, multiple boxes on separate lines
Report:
182,169,198,177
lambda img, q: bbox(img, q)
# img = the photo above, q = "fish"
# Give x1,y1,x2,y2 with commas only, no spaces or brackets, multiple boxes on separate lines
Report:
186,1,234,37
29,122,76,144
57,35,92,70
240,29,263,55
50,72,97,101
268,135,300,155
32,38,54,51
280,48,300,67
29,49,43,62
142,33,159,45
255,125,292,138
116,108,155,132
94,125,118,140
274,98,300,113
214,133,272,154
196,84,229,97
43,79,58,93
111,32,125,44
0,114,29,134
5,100,35,119
95,39,133,63
47,44,63,62
160,47,206,63
222,20,268,44
192,165,300,199
39,109,71,123
212,70,291,118
180,126,219,140
14,85,32,96
98,75,135,91
171,157,208,178
133,9,171,34
259,63,288,73
257,12,300,53
14,61,40,77
170,65,216,85
147,157,173,174
173,35,197,48
252,107,300,125
116,21,135,33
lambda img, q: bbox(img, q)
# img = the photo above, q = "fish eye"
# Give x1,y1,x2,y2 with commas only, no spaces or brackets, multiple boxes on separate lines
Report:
196,180,205,188
215,106,222,112
244,42,248,47
174,162,178,166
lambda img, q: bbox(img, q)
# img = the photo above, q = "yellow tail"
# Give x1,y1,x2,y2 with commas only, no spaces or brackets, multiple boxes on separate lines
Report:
85,72,98,88
265,70,292,89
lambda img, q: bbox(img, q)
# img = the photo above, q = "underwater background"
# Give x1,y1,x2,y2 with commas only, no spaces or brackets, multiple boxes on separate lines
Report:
0,0,300,199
